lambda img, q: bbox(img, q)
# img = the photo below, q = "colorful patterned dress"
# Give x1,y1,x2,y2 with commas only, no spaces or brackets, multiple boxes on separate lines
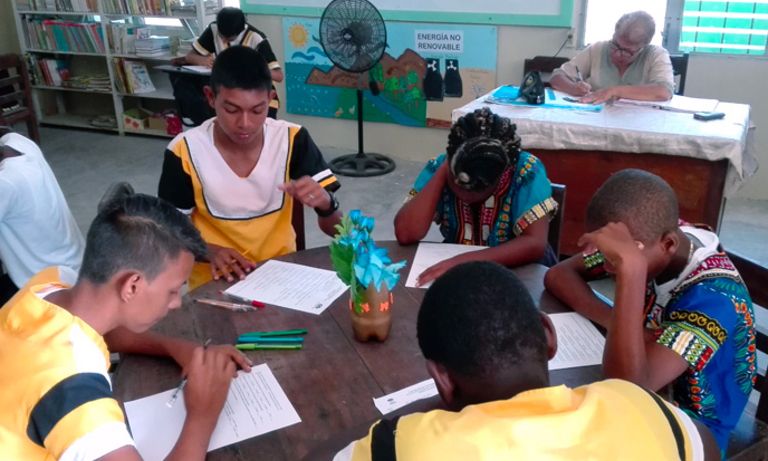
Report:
410,152,557,256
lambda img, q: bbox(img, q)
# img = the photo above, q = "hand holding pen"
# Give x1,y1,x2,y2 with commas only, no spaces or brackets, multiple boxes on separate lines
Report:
573,65,592,97
167,338,213,407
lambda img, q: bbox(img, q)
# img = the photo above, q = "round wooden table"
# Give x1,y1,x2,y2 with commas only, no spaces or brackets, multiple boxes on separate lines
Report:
112,242,602,460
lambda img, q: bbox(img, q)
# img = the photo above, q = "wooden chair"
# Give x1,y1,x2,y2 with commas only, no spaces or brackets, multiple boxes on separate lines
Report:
522,56,569,87
548,183,566,260
726,251,768,460
0,54,39,143
670,53,689,96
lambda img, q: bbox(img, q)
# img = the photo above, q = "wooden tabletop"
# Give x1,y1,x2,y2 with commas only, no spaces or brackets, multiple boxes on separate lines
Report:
112,242,603,460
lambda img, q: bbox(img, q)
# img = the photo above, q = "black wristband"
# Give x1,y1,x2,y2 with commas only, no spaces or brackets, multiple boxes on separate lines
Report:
315,191,338,217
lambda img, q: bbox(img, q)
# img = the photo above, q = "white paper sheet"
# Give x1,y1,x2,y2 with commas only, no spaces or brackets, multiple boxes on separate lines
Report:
373,379,439,415
548,312,605,370
224,260,348,314
125,364,301,461
405,242,487,288
182,65,212,74
615,95,719,113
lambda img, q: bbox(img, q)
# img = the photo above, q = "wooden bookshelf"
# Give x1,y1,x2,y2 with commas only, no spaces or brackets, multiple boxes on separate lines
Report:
11,0,220,137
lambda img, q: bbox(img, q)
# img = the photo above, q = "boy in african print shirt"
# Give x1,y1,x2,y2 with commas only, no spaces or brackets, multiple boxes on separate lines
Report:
545,169,756,452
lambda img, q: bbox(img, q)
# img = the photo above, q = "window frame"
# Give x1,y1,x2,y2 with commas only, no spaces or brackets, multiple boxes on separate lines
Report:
578,0,768,57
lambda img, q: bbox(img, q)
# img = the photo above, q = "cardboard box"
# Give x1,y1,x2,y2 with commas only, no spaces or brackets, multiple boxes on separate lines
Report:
122,108,150,131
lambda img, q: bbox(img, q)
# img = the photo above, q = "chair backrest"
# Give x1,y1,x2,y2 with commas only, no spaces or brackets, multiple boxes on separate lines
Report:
292,198,306,252
0,54,39,143
523,56,570,87
548,183,566,260
669,53,689,96
727,251,768,423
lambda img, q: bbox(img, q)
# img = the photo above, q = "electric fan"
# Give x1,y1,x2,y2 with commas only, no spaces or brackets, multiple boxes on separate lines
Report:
319,0,395,177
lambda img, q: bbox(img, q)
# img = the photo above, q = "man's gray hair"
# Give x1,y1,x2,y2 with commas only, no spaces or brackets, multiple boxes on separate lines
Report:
615,10,656,45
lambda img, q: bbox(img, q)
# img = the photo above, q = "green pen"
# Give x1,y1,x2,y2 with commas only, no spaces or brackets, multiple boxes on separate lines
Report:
236,336,304,344
236,343,303,351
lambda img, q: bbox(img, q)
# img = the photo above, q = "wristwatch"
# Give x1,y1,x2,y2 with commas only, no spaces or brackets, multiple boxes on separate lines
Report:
315,191,339,217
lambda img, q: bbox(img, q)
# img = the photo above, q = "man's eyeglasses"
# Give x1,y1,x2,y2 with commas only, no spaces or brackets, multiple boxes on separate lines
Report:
610,40,645,58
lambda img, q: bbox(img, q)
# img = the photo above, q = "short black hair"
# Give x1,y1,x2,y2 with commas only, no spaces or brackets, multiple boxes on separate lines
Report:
210,46,272,94
446,107,522,192
216,7,246,38
79,194,207,284
417,261,547,378
586,169,679,242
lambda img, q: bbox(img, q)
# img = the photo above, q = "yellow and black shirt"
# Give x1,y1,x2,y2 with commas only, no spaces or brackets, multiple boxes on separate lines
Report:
193,22,281,111
159,117,339,289
0,267,134,460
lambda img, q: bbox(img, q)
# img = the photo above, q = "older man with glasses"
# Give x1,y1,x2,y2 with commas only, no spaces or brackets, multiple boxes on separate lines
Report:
550,11,674,104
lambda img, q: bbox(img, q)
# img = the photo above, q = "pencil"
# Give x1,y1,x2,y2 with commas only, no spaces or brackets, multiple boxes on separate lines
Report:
236,344,303,351
195,298,253,312
167,338,211,407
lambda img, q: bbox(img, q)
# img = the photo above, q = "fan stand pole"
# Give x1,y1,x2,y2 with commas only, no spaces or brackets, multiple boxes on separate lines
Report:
329,89,396,177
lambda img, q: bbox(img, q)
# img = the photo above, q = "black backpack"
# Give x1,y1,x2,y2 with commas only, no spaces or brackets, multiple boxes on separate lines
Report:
518,71,545,105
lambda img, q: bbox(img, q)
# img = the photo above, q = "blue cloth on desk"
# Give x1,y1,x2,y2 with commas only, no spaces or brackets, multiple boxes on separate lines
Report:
487,86,603,112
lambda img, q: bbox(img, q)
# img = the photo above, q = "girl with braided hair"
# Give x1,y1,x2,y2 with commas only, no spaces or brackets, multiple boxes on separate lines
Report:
395,108,558,286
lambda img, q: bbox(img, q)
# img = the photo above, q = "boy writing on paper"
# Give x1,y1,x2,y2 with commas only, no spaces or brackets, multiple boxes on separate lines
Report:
0,194,250,461
184,7,283,118
544,169,756,452
159,46,342,289
329,262,719,460
394,107,557,286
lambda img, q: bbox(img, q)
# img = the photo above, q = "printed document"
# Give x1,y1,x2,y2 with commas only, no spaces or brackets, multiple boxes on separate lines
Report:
224,260,348,314
405,242,486,288
125,364,301,460
373,379,439,415
548,312,605,370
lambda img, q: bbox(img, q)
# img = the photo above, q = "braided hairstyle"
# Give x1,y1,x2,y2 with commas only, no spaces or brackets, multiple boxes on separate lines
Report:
446,107,522,192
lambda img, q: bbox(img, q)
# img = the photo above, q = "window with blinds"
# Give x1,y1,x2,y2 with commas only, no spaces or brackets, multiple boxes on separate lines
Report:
679,1,768,55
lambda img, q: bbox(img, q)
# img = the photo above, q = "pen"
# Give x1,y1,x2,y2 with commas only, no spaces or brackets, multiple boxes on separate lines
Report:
575,65,583,82
221,291,266,308
236,343,303,351
195,298,254,312
239,329,308,337
167,338,212,407
236,336,305,344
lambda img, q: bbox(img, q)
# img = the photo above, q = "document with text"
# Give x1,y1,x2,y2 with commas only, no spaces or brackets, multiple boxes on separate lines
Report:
373,379,439,415
405,242,487,289
125,364,301,460
224,260,348,314
548,312,605,370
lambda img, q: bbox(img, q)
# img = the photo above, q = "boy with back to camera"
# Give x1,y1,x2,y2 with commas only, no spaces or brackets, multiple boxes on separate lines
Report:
545,169,757,452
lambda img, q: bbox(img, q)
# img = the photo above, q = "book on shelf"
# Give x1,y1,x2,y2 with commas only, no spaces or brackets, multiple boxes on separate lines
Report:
101,0,173,15
134,35,171,57
23,18,105,53
112,58,156,94
16,0,97,12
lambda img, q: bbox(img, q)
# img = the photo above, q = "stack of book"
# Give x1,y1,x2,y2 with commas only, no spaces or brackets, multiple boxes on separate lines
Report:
112,58,156,94
134,35,170,58
62,74,111,91
107,23,144,55
23,18,105,53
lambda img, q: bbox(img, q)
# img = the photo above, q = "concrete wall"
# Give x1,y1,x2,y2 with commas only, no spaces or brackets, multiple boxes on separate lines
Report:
248,13,767,200
0,2,21,54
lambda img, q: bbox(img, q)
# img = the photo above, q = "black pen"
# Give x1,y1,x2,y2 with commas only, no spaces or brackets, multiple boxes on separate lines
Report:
166,338,212,408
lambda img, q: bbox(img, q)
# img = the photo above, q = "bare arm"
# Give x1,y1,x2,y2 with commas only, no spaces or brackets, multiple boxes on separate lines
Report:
549,73,592,97
544,254,614,328
394,162,448,244
271,68,284,83
183,50,214,68
416,218,550,286
580,84,672,104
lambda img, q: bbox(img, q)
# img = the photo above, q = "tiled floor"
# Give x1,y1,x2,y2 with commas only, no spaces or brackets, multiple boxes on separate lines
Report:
33,126,768,266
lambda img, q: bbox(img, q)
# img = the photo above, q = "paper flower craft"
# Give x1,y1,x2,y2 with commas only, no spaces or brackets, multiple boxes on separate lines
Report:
330,210,407,314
